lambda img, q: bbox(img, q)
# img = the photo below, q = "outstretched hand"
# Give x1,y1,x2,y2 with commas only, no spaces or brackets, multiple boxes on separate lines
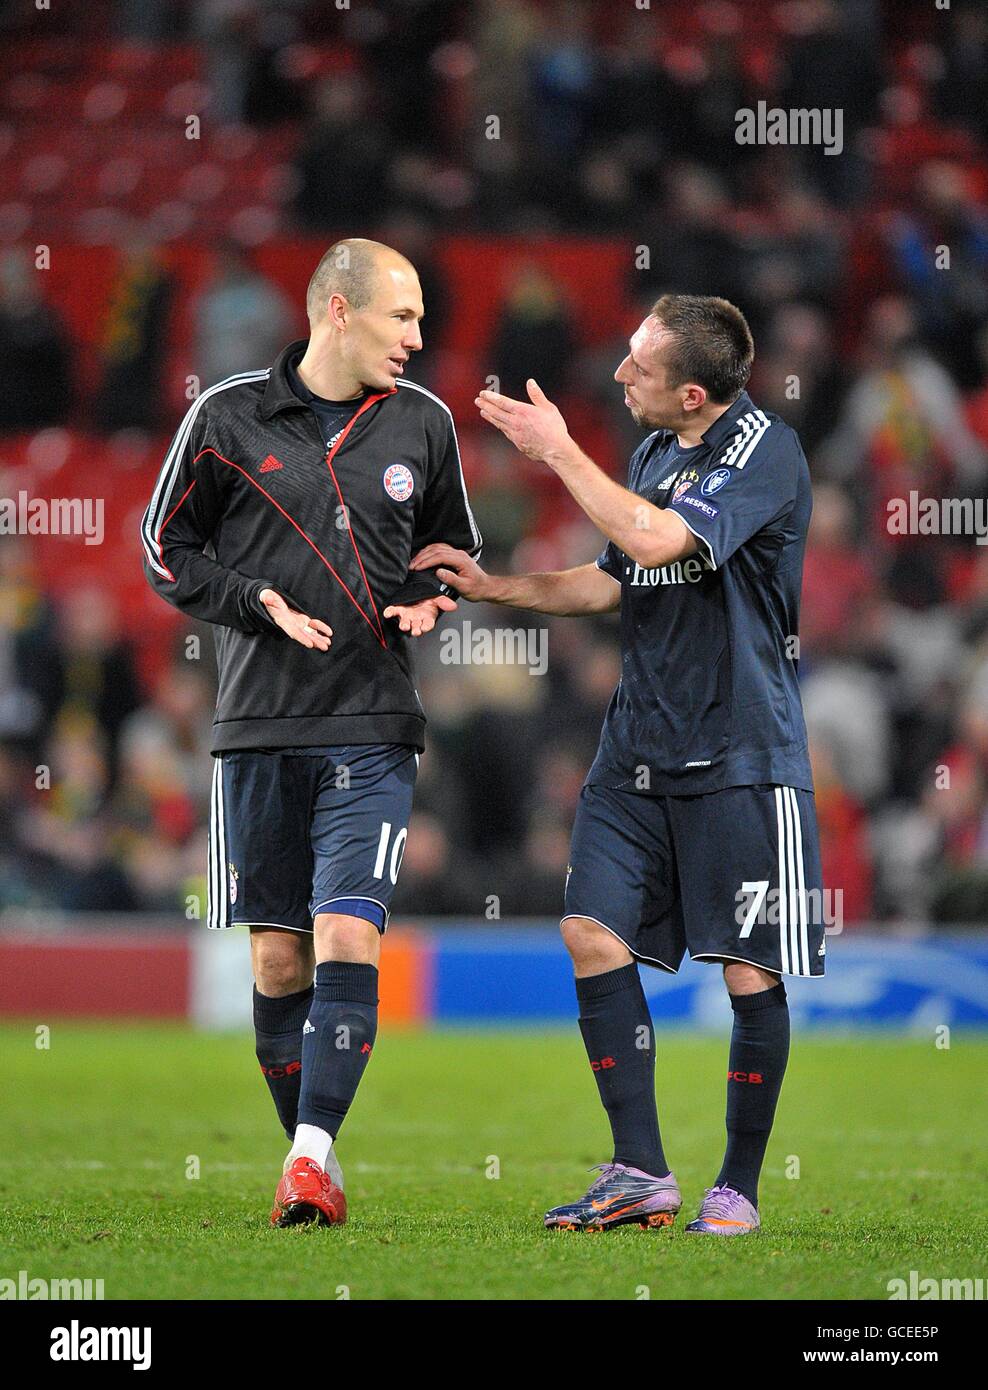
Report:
383,594,459,637
259,588,332,650
475,378,573,464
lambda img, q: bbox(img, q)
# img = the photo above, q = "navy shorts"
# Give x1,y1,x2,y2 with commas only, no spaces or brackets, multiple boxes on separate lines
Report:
206,743,418,935
564,782,826,978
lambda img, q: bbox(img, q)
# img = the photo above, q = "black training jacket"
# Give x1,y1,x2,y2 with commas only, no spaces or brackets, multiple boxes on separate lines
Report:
140,340,482,753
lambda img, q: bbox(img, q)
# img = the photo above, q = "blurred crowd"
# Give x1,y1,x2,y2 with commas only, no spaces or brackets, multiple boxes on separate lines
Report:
1,0,988,925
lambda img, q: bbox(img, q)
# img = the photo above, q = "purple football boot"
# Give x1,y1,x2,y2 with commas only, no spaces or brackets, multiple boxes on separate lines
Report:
544,1163,682,1232
685,1184,760,1235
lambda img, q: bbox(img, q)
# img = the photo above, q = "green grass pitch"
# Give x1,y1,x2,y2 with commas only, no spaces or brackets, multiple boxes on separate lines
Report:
2,1022,986,1301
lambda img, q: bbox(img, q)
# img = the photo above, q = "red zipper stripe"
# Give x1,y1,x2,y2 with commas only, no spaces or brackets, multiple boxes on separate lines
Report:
322,391,392,645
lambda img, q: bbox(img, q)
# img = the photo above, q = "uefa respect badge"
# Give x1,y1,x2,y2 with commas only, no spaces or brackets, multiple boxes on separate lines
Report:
383,463,415,502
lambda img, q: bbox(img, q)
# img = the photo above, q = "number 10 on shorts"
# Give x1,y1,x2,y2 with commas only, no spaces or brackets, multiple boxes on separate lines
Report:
373,821,408,885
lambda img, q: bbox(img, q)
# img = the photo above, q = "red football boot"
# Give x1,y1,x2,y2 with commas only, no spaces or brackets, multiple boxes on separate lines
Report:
270,1157,347,1228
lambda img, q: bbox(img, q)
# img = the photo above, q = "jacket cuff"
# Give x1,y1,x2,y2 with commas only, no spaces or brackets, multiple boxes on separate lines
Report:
384,570,444,609
245,579,296,631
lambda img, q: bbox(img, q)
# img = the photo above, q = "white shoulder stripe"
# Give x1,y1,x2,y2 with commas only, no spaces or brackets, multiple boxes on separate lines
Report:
717,409,772,472
720,413,757,469
141,369,270,577
734,409,772,470
394,376,454,419
395,378,481,552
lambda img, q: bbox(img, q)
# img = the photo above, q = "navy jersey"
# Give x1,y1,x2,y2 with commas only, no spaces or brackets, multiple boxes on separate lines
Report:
587,392,814,795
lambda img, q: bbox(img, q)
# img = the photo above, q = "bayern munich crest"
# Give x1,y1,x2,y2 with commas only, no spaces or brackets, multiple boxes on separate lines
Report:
383,463,415,502
671,468,700,505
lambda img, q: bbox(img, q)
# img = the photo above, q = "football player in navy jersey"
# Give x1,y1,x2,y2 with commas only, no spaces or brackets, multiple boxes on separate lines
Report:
412,295,823,1236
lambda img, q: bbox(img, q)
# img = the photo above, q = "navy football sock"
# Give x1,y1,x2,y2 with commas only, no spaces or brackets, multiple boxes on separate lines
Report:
253,984,313,1140
296,962,378,1139
575,964,669,1177
716,982,790,1207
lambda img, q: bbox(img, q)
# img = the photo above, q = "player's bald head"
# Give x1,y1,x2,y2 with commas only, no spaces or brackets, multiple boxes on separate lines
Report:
306,238,417,325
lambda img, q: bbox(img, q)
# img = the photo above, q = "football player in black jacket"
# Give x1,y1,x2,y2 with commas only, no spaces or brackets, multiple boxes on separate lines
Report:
141,238,481,1227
